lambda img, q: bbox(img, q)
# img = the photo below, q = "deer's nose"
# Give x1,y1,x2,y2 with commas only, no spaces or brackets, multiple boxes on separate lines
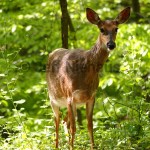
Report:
107,41,116,50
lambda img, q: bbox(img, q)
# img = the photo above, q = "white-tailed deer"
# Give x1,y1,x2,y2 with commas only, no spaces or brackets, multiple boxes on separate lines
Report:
46,7,130,149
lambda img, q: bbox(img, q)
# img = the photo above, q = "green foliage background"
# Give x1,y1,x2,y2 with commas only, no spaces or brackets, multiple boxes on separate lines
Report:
0,0,150,149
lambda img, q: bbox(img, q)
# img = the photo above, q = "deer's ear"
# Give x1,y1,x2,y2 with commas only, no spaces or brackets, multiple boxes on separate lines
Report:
86,8,101,25
115,7,130,24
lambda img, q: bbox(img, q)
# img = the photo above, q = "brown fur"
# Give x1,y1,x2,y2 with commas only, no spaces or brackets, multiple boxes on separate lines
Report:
46,37,111,104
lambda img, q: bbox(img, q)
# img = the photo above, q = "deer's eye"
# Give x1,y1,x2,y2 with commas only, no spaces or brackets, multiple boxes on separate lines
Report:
100,28,108,35
100,28,105,33
115,28,118,33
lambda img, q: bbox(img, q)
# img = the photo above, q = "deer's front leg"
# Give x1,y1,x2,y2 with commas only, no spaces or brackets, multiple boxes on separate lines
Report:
86,98,95,149
67,98,76,150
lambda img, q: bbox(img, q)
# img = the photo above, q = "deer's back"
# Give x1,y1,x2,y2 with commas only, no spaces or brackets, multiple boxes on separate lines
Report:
46,48,99,107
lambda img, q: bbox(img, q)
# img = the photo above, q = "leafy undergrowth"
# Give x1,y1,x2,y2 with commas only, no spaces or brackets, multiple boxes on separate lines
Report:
0,0,150,149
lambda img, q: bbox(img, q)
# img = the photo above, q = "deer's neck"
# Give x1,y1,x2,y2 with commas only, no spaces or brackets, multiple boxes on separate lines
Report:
89,36,109,71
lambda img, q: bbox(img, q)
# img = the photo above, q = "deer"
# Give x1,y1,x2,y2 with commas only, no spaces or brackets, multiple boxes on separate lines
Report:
46,7,130,149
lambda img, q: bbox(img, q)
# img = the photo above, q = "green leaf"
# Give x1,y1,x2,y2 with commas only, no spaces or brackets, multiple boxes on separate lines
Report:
14,99,26,104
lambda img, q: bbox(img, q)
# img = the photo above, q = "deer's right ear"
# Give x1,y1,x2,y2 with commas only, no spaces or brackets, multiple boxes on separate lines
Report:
86,8,101,25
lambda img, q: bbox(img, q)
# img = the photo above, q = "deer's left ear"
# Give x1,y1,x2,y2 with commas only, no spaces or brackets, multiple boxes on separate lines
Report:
86,8,101,25
115,7,130,24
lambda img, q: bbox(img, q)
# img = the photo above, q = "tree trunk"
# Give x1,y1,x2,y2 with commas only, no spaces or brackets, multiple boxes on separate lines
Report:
59,0,68,49
131,0,140,21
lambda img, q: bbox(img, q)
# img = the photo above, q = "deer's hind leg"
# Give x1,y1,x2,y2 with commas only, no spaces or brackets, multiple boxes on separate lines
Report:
50,100,60,148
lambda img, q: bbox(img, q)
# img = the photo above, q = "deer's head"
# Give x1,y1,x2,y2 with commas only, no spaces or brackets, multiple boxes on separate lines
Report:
86,7,130,51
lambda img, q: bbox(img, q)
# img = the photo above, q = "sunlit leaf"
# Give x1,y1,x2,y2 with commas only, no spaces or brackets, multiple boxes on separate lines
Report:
107,78,113,86
14,99,26,104
11,24,17,33
0,74,5,77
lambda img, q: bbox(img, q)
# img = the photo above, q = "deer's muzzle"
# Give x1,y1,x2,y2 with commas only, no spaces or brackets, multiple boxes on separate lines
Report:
107,41,116,50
